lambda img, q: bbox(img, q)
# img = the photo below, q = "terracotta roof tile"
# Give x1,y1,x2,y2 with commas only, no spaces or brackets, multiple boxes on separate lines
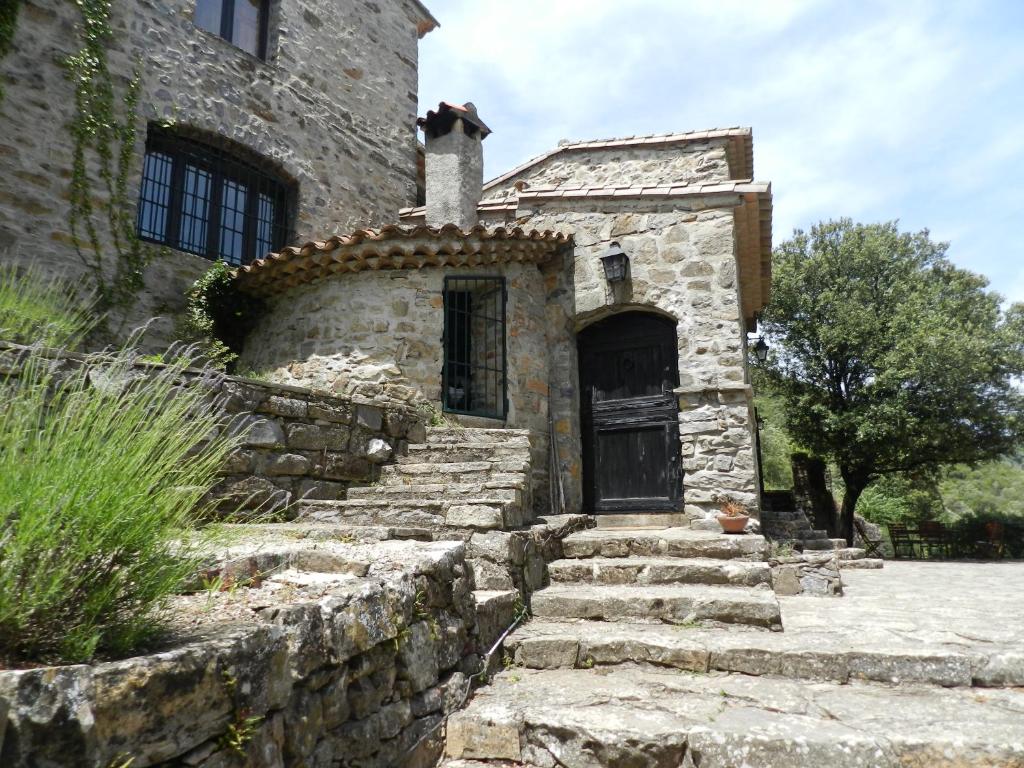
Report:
235,223,570,297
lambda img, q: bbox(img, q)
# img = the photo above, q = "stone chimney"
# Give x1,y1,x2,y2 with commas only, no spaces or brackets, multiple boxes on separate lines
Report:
416,102,491,229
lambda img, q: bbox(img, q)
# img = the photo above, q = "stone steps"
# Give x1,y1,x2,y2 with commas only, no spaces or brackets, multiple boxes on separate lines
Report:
298,498,523,531
530,583,783,630
426,427,532,445
799,538,835,551
398,442,529,464
378,463,528,486
505,619,1010,687
547,556,771,587
841,557,885,569
561,528,768,560
347,482,522,504
442,666,1024,767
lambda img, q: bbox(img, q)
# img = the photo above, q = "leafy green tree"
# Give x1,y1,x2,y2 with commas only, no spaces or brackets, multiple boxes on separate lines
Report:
759,219,1024,543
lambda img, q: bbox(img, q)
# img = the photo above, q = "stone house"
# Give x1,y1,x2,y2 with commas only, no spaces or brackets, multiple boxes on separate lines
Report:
1,0,771,521
0,0,436,345
235,103,773,521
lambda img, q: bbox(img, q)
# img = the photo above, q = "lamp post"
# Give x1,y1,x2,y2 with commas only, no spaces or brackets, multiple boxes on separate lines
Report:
600,241,630,282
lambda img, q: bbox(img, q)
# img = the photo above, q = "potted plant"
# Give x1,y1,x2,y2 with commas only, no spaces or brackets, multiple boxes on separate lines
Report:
716,497,750,534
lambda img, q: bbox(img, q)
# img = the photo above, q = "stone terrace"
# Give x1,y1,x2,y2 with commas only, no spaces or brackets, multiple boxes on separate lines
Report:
443,560,1024,767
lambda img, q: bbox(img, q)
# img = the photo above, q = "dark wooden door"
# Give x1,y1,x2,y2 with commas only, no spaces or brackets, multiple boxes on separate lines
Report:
578,312,682,513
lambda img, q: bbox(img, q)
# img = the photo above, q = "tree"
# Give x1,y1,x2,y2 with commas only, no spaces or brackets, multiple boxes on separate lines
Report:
759,219,1024,544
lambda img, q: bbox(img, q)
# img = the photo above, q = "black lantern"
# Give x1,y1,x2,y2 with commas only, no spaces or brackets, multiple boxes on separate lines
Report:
752,336,769,363
600,241,629,282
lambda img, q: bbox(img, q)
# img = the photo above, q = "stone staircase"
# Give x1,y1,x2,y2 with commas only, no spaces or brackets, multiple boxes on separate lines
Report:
761,490,881,568
440,522,1024,766
527,527,782,630
297,427,535,535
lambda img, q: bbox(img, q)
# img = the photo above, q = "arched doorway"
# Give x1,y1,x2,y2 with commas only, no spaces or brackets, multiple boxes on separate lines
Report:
578,312,682,513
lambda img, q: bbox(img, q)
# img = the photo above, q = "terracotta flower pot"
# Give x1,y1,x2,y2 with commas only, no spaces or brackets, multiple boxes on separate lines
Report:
717,514,749,534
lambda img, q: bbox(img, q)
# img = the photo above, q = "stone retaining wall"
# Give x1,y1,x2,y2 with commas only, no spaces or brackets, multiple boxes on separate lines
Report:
770,552,843,597
0,342,427,515
0,535,479,768
213,376,425,516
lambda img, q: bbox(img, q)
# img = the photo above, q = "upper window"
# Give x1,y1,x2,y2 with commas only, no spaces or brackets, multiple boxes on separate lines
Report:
442,276,508,419
194,0,269,59
137,127,292,266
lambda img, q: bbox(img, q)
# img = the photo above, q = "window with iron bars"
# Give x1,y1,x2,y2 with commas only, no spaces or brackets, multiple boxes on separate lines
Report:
442,276,508,419
136,126,293,267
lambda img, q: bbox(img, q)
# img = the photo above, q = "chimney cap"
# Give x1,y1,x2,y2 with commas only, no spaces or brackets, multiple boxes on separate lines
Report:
417,102,492,140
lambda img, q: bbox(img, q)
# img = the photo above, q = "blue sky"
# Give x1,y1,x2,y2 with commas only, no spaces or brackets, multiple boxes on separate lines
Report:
418,0,1024,304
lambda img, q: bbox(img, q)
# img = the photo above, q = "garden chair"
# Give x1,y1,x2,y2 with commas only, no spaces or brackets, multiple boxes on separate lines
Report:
887,523,917,559
975,522,1006,559
854,517,885,558
917,521,951,559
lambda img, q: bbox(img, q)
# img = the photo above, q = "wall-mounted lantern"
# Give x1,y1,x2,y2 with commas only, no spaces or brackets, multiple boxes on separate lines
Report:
752,336,769,363
600,241,630,282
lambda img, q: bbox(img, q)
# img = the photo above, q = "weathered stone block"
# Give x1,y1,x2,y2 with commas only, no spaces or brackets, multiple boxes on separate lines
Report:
259,395,309,419
308,400,352,424
232,415,287,448
319,452,371,481
287,423,349,451
356,403,384,431
295,478,346,501
447,504,504,530
265,452,313,476
398,621,440,694
445,712,521,761
364,437,392,463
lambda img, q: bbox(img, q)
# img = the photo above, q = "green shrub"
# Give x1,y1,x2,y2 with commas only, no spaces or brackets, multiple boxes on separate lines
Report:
0,265,97,349
179,261,265,370
0,344,239,664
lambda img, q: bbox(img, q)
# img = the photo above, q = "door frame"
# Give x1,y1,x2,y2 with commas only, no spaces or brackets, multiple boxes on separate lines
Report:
577,311,683,514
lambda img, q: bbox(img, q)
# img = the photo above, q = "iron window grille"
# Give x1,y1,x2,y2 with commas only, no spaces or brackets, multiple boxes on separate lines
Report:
194,0,270,59
442,276,508,419
137,126,293,267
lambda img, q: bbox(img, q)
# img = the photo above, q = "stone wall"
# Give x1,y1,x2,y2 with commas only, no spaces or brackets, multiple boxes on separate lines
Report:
484,139,734,198
213,376,425,516
0,341,426,514
0,533,481,768
0,0,431,348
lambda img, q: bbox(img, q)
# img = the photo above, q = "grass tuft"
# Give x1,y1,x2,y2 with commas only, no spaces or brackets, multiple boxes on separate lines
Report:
0,265,98,349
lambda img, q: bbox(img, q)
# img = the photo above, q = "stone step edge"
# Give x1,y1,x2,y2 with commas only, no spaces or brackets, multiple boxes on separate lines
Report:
505,626,1021,688
530,584,782,631
299,498,517,510
546,556,771,585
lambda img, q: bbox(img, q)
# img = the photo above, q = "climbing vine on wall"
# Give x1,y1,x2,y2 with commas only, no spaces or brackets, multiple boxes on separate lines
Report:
64,0,152,320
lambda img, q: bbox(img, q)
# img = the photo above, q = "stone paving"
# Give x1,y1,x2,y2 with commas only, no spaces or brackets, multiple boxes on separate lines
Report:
782,560,1024,654
442,560,1024,766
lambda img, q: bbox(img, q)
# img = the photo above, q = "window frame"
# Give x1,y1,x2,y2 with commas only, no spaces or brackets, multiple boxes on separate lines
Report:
137,126,293,267
195,0,270,60
441,275,509,420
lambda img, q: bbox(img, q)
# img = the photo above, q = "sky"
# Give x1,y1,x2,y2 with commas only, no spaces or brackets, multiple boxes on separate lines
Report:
417,0,1024,305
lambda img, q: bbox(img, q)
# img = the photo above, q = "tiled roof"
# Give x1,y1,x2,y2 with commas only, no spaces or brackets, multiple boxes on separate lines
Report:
410,0,439,38
235,224,571,297
398,181,769,220
514,180,770,201
483,127,754,191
